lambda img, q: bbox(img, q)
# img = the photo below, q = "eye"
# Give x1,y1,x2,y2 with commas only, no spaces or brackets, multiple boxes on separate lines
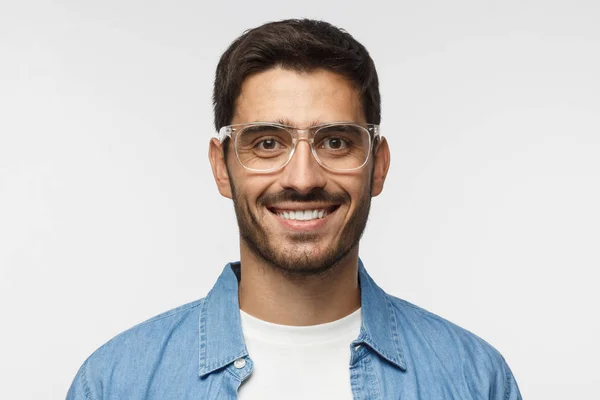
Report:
316,124,367,152
256,138,281,150
321,137,349,150
236,125,291,154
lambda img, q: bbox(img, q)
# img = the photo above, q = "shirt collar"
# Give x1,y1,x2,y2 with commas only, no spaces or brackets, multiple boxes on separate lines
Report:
355,258,407,370
198,259,406,377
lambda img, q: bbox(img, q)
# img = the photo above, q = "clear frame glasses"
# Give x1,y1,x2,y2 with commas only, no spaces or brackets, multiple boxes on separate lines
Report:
218,122,380,173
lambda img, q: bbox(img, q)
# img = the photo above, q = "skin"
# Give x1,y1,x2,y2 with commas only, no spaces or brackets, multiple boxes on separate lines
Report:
209,67,390,326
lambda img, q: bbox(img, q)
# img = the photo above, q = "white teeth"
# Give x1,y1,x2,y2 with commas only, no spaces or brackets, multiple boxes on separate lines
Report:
277,208,330,221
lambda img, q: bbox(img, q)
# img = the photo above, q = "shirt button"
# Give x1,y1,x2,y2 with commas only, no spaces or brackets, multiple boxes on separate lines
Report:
234,358,246,369
354,345,361,352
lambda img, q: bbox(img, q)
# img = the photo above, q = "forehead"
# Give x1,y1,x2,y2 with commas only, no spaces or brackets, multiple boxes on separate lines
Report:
233,67,365,126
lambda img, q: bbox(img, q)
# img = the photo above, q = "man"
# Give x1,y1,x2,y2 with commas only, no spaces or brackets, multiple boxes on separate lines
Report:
67,19,521,399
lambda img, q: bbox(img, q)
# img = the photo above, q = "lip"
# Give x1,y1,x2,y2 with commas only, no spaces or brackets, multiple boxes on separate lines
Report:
267,204,339,212
267,205,340,232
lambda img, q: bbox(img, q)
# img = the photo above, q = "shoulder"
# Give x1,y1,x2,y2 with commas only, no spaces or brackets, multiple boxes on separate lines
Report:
385,294,519,398
92,298,204,358
388,294,502,361
67,299,205,399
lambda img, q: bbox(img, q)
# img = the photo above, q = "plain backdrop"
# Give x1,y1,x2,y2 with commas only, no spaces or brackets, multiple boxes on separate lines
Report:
1,0,599,398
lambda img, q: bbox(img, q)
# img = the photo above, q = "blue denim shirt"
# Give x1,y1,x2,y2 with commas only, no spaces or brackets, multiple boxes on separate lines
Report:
67,261,521,399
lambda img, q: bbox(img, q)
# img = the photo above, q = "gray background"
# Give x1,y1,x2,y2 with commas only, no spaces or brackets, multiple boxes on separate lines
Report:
1,0,599,398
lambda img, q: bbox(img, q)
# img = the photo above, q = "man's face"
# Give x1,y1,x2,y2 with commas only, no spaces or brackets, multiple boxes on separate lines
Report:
210,67,389,276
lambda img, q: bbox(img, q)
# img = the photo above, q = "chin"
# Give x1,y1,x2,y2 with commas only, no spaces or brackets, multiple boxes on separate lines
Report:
257,239,354,278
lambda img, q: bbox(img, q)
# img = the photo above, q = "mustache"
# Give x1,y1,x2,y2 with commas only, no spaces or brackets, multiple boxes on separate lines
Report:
258,188,350,207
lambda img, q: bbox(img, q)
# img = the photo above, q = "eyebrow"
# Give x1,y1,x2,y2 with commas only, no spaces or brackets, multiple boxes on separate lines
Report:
273,118,296,127
271,118,325,128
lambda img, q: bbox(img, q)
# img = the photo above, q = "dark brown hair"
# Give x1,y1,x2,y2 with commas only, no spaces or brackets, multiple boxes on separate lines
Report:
212,19,381,134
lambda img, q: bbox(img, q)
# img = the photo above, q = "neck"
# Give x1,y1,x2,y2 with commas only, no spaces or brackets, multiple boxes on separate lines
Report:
237,242,361,326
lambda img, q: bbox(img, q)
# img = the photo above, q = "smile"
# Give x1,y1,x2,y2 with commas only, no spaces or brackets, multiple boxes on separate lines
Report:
278,208,328,221
268,205,339,222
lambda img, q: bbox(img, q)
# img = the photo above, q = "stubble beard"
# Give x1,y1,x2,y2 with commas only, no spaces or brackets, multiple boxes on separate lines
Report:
230,183,373,278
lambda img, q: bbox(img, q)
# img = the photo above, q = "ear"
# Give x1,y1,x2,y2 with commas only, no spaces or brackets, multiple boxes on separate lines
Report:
371,137,390,197
209,138,233,199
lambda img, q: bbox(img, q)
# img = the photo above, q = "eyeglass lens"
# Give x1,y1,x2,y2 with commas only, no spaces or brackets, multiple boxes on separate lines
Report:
234,124,371,171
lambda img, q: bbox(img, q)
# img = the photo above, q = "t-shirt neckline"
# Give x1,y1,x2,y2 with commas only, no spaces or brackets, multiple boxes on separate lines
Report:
239,307,362,346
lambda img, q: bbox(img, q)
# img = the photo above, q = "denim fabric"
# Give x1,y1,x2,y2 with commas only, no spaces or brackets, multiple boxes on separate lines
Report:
67,260,522,399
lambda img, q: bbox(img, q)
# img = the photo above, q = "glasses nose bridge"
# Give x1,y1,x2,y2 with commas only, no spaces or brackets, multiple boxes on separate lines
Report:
290,127,315,147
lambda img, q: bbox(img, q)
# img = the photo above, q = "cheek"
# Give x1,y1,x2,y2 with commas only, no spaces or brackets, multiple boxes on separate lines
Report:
341,172,371,200
231,174,279,205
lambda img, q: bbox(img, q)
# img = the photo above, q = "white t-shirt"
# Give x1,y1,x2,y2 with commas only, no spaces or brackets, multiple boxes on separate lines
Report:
237,307,362,399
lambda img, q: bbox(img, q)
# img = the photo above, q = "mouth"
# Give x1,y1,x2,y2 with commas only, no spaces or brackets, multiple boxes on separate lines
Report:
267,205,340,221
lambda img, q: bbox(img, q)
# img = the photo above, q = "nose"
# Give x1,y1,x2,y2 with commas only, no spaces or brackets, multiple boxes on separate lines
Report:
278,139,327,195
